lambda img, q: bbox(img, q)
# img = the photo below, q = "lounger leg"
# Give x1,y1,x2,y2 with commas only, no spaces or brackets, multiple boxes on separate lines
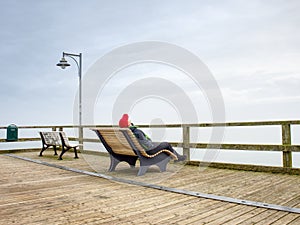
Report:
138,166,149,176
156,157,170,172
108,155,120,172
127,157,138,168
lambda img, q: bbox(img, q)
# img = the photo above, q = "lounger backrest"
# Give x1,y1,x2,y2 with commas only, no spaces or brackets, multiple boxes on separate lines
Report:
122,129,153,157
97,128,137,156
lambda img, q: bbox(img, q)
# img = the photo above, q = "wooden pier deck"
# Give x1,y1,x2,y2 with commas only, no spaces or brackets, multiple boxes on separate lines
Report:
1,151,300,224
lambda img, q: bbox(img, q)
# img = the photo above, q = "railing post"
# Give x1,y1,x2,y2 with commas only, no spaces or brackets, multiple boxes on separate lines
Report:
79,126,83,152
182,125,190,161
282,123,292,168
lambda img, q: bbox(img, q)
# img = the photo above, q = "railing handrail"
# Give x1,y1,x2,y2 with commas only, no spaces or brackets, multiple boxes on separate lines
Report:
1,119,300,129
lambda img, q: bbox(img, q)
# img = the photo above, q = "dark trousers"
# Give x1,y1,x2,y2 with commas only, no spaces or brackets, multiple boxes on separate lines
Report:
147,142,180,157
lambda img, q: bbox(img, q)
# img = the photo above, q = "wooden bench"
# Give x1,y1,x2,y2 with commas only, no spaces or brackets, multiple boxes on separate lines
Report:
39,131,79,160
92,128,178,176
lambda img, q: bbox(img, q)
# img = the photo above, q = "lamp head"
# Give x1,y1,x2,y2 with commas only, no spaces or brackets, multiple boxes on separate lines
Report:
56,57,70,69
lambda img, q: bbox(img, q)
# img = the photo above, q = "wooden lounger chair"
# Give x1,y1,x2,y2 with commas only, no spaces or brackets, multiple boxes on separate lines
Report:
92,128,177,176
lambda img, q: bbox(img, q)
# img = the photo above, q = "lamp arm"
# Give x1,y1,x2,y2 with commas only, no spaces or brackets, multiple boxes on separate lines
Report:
63,53,80,73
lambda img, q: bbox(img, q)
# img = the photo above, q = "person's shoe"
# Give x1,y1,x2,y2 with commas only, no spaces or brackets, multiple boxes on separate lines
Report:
174,155,187,162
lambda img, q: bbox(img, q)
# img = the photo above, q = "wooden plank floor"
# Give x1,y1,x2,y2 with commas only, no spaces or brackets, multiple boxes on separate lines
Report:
1,151,300,224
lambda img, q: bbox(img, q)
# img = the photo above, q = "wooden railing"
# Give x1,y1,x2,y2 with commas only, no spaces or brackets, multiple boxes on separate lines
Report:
1,120,300,173
139,121,300,169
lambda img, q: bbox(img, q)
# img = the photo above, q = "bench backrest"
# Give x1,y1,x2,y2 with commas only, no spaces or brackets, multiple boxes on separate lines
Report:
40,132,61,146
59,131,71,147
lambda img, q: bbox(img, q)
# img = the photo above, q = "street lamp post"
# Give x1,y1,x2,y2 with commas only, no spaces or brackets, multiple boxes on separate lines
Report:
56,52,83,150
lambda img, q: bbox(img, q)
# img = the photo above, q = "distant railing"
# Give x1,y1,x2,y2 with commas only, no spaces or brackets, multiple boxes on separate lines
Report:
1,120,300,173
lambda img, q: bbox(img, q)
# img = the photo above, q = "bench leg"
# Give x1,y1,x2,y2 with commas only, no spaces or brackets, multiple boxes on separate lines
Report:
58,146,68,160
39,146,48,156
73,147,79,159
53,146,58,156
58,146,79,160
39,148,45,156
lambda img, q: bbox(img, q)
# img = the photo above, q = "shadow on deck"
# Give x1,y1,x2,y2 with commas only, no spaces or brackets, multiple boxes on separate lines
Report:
1,150,300,224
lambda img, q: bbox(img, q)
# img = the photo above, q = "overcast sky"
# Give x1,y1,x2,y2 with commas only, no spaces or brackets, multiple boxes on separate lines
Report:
1,0,300,127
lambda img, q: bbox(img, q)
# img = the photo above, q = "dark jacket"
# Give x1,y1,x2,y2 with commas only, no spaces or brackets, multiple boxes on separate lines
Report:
129,125,158,150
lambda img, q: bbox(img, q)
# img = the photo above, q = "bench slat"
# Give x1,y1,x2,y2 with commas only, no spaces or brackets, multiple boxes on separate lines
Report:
42,132,61,146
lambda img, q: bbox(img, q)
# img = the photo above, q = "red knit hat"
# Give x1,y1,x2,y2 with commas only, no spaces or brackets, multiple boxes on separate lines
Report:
119,114,129,128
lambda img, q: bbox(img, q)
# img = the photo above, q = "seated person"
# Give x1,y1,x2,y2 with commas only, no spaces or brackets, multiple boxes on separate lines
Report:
119,114,186,162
